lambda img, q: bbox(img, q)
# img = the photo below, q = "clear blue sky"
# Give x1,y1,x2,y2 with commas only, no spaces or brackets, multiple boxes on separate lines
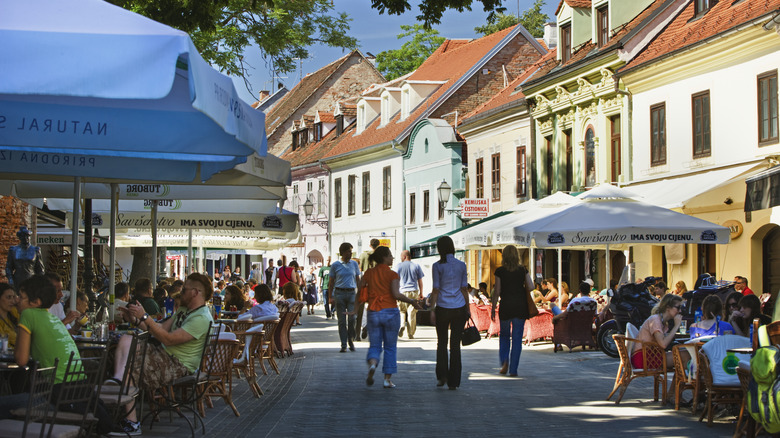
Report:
232,0,558,103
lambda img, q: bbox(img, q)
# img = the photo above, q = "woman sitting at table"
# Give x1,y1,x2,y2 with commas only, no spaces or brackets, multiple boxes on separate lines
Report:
632,294,686,370
690,295,734,337
542,278,558,307
0,283,19,348
65,291,89,336
248,285,280,320
281,282,302,325
729,293,771,338
223,285,245,312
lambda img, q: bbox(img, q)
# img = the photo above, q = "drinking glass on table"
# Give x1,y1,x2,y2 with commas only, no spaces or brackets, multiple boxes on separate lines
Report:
679,320,687,334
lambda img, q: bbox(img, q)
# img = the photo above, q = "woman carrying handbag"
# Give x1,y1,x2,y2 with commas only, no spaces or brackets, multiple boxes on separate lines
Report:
491,245,536,377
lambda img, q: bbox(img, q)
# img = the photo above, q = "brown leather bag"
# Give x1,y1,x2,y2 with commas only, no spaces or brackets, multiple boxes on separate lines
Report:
526,288,539,319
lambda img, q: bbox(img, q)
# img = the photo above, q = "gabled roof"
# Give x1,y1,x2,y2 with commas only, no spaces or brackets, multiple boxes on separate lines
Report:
322,24,544,160
555,0,592,15
462,50,558,125
264,50,379,137
280,119,353,168
317,111,336,124
621,0,780,73
524,0,669,90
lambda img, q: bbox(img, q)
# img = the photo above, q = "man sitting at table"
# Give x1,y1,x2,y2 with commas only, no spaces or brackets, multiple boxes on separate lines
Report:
552,281,596,322
132,277,162,319
110,273,214,436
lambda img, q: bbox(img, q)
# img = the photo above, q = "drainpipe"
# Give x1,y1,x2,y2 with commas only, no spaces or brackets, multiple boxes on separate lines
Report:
318,160,332,260
613,78,633,184
391,140,406,252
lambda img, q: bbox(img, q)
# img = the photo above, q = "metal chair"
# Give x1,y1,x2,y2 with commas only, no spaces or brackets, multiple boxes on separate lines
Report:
0,359,68,438
99,331,150,425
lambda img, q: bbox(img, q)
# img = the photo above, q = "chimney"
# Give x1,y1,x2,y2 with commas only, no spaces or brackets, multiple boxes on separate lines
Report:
258,90,270,102
364,52,376,67
543,22,557,49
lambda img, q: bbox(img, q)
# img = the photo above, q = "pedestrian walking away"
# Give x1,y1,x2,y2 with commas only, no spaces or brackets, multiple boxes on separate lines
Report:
394,250,424,340
429,236,469,390
359,246,421,388
319,259,332,318
356,238,380,340
491,245,535,377
329,242,361,352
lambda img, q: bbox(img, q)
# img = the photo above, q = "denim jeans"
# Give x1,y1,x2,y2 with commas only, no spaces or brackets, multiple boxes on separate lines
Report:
334,289,356,347
367,307,401,375
322,288,331,317
435,306,468,388
499,317,526,375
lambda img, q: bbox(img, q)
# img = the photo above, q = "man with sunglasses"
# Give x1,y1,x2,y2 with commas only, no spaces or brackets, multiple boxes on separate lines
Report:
734,276,754,296
110,273,214,436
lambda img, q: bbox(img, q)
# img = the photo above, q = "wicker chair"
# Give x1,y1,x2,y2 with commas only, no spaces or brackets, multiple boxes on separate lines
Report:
232,322,265,397
199,338,241,417
258,319,281,375
275,302,303,358
552,300,597,352
698,348,743,426
523,310,554,345
607,334,667,404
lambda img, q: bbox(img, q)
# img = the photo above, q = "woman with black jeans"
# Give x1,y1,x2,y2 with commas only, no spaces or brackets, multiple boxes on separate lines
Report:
429,236,469,390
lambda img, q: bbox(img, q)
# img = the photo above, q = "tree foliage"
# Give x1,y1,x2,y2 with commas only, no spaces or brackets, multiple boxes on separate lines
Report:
375,24,446,81
370,0,505,28
109,0,358,85
474,0,549,38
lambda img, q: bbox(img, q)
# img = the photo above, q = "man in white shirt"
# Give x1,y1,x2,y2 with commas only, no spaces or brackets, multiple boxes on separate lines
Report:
553,281,596,322
394,250,424,339
45,272,79,326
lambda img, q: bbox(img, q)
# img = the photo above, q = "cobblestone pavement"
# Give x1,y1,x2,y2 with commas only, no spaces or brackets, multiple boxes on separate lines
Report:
143,310,733,437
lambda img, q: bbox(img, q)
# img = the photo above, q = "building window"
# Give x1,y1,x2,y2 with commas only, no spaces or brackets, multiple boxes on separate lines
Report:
362,171,370,213
383,166,391,210
650,103,667,166
409,192,416,225
292,184,299,212
545,136,553,195
299,129,308,147
610,115,621,182
584,127,596,187
423,190,430,222
314,123,323,141
476,158,484,198
564,130,573,191
695,0,718,17
491,153,501,201
292,129,299,151
597,6,609,48
759,70,779,145
336,114,344,136
348,175,356,216
357,103,366,134
334,178,342,218
318,179,325,214
401,88,411,120
692,91,711,158
516,146,526,198
561,24,572,63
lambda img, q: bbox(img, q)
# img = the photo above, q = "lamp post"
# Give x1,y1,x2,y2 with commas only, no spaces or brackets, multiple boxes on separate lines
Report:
302,199,327,228
437,180,451,210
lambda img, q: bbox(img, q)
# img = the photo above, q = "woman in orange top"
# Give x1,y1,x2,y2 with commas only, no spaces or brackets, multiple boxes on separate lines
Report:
358,246,421,389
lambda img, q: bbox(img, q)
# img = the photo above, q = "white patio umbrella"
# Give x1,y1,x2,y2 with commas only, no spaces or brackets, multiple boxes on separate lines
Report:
0,0,271,310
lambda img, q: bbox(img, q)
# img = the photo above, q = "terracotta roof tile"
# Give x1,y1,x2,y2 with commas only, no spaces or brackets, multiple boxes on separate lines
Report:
623,0,780,72
265,51,358,136
322,26,527,160
556,0,592,15
317,111,336,124
280,120,354,168
462,50,558,122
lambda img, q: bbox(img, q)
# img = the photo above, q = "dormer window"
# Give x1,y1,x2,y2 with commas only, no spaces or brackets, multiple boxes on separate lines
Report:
694,0,717,17
314,122,323,141
596,6,608,48
401,87,411,120
561,23,572,63
357,101,367,134
381,94,390,127
299,128,308,147
336,114,344,136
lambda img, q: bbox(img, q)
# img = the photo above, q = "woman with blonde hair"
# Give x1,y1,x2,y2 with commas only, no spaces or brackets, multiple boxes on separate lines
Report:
633,294,686,369
491,245,534,377
672,280,688,296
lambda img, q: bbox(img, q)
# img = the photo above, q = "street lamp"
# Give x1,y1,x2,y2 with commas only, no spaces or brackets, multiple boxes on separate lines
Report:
302,199,327,228
437,180,451,209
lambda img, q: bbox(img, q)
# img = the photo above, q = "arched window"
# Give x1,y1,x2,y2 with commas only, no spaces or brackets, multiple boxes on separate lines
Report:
585,126,596,187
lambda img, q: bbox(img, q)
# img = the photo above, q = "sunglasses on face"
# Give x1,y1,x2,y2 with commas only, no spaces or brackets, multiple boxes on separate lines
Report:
672,305,682,310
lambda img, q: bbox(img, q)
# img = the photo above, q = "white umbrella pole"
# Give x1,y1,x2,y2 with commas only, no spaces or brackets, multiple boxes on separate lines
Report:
151,200,158,282
69,177,81,311
529,247,535,279
109,183,118,321
605,243,610,291
557,248,562,289
187,229,193,275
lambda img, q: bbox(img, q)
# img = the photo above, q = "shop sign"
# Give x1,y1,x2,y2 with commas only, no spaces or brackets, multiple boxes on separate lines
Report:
723,220,743,239
461,198,488,219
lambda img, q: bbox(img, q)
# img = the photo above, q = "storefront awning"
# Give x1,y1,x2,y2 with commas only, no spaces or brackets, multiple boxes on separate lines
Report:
745,164,780,212
624,163,763,209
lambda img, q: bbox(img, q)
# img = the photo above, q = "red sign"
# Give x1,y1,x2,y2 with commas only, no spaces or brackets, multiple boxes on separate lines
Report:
460,198,489,219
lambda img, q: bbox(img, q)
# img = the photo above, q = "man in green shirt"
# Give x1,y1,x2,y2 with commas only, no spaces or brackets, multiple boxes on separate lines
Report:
132,277,161,319
111,273,214,436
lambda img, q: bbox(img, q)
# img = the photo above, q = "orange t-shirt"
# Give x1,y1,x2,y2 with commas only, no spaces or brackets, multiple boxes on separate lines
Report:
364,264,400,311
